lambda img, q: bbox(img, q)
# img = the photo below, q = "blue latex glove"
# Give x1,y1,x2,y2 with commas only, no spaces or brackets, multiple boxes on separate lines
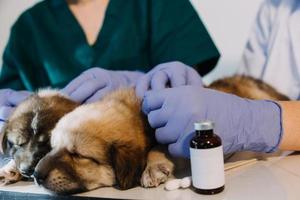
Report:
135,61,203,98
61,68,144,103
142,86,282,158
0,89,31,123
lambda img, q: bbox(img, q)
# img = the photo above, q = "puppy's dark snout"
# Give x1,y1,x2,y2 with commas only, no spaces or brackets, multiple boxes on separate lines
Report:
20,167,35,177
33,171,46,185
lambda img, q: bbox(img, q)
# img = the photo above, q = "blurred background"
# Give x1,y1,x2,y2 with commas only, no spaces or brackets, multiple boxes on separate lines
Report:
0,0,264,83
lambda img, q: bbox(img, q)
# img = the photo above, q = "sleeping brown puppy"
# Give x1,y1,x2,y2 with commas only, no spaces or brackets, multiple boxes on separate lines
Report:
0,75,289,194
33,88,159,194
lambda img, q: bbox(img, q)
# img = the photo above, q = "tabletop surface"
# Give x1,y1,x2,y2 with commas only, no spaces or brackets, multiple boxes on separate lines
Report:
0,151,299,200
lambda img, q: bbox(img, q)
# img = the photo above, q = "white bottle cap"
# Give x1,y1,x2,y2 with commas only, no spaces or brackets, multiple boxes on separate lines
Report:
194,120,214,131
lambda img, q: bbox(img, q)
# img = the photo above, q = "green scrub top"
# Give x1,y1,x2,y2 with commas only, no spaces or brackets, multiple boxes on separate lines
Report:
0,0,220,91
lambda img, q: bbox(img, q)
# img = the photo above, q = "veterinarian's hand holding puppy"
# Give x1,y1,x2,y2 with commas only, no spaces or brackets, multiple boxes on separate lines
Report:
0,89,31,128
63,61,202,103
141,86,283,158
136,61,203,98
62,68,143,103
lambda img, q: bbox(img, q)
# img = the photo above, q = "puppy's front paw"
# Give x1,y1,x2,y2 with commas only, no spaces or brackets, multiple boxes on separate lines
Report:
0,160,22,185
141,160,173,188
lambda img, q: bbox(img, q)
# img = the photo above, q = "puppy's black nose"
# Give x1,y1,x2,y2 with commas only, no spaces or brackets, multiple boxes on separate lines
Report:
33,171,45,185
20,167,34,177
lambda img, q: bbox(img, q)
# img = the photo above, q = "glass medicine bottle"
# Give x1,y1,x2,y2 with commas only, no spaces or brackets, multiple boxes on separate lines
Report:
190,120,225,195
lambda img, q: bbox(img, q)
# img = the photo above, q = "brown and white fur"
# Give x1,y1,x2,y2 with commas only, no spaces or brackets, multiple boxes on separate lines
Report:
209,76,289,100
33,88,161,194
0,75,289,194
0,90,78,184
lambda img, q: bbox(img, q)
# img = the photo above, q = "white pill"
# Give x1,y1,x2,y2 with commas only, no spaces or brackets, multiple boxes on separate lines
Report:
165,179,181,191
180,176,192,188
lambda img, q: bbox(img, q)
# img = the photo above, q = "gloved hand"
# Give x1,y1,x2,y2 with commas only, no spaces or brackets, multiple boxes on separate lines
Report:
0,89,31,124
61,68,144,103
142,86,282,158
135,61,203,98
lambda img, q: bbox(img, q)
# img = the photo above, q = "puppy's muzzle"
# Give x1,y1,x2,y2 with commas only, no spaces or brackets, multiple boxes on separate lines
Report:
18,153,46,178
19,165,35,178
33,149,64,186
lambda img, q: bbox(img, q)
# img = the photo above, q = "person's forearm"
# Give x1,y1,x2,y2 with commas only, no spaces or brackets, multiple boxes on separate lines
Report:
278,101,300,150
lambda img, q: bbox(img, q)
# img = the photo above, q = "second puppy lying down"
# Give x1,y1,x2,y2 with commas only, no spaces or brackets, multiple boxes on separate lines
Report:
0,90,78,183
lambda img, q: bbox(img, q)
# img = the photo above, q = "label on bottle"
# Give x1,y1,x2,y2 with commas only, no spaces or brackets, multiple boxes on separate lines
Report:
190,146,225,189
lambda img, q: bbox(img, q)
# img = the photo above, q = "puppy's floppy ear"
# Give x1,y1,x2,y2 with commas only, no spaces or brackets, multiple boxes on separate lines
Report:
110,142,146,190
0,124,9,154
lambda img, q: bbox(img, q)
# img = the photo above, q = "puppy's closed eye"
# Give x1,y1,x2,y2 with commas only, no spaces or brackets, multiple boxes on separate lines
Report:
69,151,100,165
13,144,24,150
69,152,84,159
7,134,27,147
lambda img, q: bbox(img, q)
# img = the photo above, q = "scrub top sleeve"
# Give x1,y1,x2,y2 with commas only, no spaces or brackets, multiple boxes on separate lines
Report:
239,0,273,75
0,12,41,91
150,0,220,75
0,29,26,90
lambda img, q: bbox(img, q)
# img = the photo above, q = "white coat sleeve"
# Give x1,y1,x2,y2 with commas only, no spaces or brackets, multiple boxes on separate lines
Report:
238,0,273,76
